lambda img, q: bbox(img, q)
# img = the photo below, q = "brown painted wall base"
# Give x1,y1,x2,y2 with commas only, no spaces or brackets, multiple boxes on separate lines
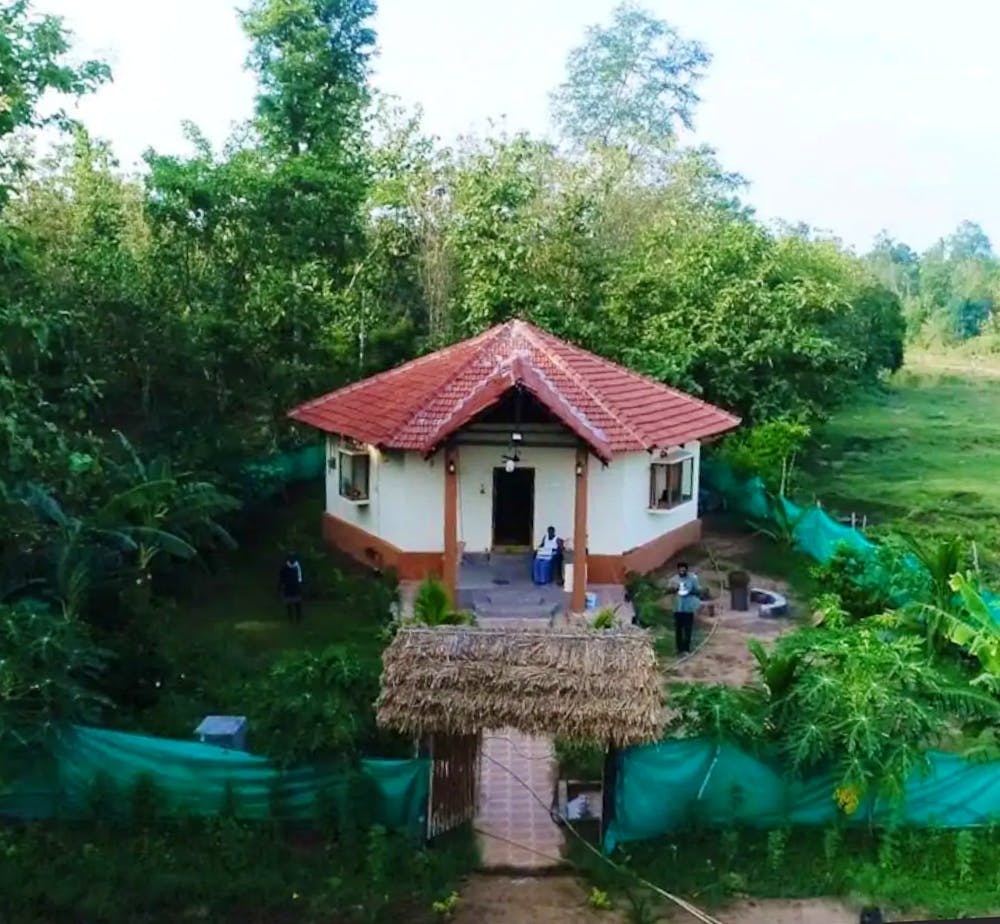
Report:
588,519,703,583
322,512,700,585
321,514,444,581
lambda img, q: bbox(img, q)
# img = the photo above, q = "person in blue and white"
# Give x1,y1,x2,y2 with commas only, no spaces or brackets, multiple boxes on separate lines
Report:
535,526,563,585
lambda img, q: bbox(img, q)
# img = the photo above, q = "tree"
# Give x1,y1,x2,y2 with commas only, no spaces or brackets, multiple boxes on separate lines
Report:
0,0,109,204
867,231,919,300
946,220,993,262
720,417,811,495
242,0,375,157
551,2,710,158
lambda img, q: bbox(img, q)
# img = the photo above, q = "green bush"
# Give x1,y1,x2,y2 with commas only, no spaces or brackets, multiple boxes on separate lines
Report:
554,738,605,779
810,538,932,619
412,578,473,626
0,819,478,924
574,824,1000,921
0,601,107,773
246,645,386,766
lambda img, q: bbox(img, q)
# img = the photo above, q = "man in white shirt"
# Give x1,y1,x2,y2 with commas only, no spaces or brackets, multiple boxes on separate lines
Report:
535,526,563,584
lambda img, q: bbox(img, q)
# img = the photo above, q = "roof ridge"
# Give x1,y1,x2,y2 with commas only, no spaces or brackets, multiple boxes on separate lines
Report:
288,324,501,423
405,324,517,433
522,323,650,449
525,322,739,439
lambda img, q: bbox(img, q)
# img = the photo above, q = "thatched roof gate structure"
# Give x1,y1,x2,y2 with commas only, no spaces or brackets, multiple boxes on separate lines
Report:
377,625,663,746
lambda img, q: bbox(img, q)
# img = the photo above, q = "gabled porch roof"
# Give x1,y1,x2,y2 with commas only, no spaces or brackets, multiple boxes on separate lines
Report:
288,320,740,460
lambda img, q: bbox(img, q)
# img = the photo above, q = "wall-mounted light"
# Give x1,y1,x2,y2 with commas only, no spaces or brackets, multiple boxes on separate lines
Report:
447,460,456,474
328,455,337,471
511,432,523,443
504,458,516,474
575,462,584,476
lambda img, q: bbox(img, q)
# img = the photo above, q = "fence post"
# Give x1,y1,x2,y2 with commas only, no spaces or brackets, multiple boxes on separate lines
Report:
600,744,617,848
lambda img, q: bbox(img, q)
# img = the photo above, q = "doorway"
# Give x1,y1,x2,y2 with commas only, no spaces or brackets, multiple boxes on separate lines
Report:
492,467,534,548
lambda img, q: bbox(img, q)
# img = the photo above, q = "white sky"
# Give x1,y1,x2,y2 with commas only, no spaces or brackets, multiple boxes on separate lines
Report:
34,0,1000,252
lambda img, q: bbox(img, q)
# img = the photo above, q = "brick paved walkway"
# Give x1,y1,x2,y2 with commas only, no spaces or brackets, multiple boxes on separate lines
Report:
477,728,564,870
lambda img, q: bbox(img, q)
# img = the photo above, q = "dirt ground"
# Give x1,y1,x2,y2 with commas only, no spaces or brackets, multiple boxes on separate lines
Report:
450,875,860,924
663,527,805,687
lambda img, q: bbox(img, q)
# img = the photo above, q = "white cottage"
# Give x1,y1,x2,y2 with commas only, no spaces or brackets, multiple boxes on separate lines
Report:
288,320,740,609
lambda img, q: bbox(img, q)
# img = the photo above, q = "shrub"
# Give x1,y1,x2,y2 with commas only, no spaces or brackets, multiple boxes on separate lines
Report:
811,534,940,621
590,607,617,629
554,738,605,779
412,578,474,626
0,600,107,772
0,818,478,924
810,544,893,618
247,645,384,766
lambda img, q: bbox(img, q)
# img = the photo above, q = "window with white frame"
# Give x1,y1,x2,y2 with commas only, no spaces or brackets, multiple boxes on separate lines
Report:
338,449,370,502
649,452,694,510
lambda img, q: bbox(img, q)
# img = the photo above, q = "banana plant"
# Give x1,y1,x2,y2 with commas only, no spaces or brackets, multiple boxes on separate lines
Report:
933,573,1000,679
748,490,803,550
12,433,239,610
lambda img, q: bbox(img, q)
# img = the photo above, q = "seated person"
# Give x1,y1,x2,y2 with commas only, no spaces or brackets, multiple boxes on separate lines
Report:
535,525,563,584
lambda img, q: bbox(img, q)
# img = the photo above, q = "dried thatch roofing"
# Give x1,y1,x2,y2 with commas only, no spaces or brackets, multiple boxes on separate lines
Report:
376,625,663,746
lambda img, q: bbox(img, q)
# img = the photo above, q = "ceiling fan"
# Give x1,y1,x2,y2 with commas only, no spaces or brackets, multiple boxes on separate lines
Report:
501,386,525,473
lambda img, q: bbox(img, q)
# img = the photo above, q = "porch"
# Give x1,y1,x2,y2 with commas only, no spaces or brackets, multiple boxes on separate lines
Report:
402,551,632,624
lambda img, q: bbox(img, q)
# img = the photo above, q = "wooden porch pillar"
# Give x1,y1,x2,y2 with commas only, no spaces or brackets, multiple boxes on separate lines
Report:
571,446,588,612
443,445,459,605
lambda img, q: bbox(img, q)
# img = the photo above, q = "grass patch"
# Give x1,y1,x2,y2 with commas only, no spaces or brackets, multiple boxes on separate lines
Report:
0,818,477,924
799,363,1000,578
571,824,1000,921
111,482,397,743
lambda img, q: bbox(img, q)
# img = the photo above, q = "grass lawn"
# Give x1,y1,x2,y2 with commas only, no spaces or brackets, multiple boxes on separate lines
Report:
123,481,395,740
798,356,1000,577
174,481,386,657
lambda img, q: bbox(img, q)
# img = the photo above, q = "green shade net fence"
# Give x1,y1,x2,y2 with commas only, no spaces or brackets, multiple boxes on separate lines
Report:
700,458,1000,620
604,739,1000,852
0,726,428,834
237,445,325,500
603,460,1000,851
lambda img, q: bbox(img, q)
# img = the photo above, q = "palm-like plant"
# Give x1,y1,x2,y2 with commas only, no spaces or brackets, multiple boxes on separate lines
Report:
900,533,966,611
411,578,473,626
918,572,1000,680
748,490,803,550
13,433,239,610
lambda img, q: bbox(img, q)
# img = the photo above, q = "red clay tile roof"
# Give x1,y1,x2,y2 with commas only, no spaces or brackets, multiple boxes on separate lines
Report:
288,320,740,460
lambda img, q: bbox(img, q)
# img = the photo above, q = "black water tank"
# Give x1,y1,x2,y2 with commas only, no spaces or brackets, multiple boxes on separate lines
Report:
729,570,750,611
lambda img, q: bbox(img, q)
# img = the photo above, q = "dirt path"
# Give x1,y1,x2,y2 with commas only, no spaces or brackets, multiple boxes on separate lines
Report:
450,875,859,924
450,876,624,924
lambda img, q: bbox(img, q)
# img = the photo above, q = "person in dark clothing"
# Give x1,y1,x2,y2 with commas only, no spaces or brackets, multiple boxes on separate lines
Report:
279,552,304,623
668,561,700,654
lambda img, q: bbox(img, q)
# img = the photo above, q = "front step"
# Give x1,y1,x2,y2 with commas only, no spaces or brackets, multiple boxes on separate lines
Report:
469,587,566,622
473,603,562,621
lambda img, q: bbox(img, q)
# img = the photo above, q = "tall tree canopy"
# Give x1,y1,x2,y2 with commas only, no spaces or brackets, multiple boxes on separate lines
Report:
0,0,109,204
550,2,710,157
867,221,998,342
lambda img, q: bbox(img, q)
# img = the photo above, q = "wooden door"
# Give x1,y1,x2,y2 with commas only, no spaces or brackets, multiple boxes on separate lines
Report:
492,467,534,548
426,732,481,839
